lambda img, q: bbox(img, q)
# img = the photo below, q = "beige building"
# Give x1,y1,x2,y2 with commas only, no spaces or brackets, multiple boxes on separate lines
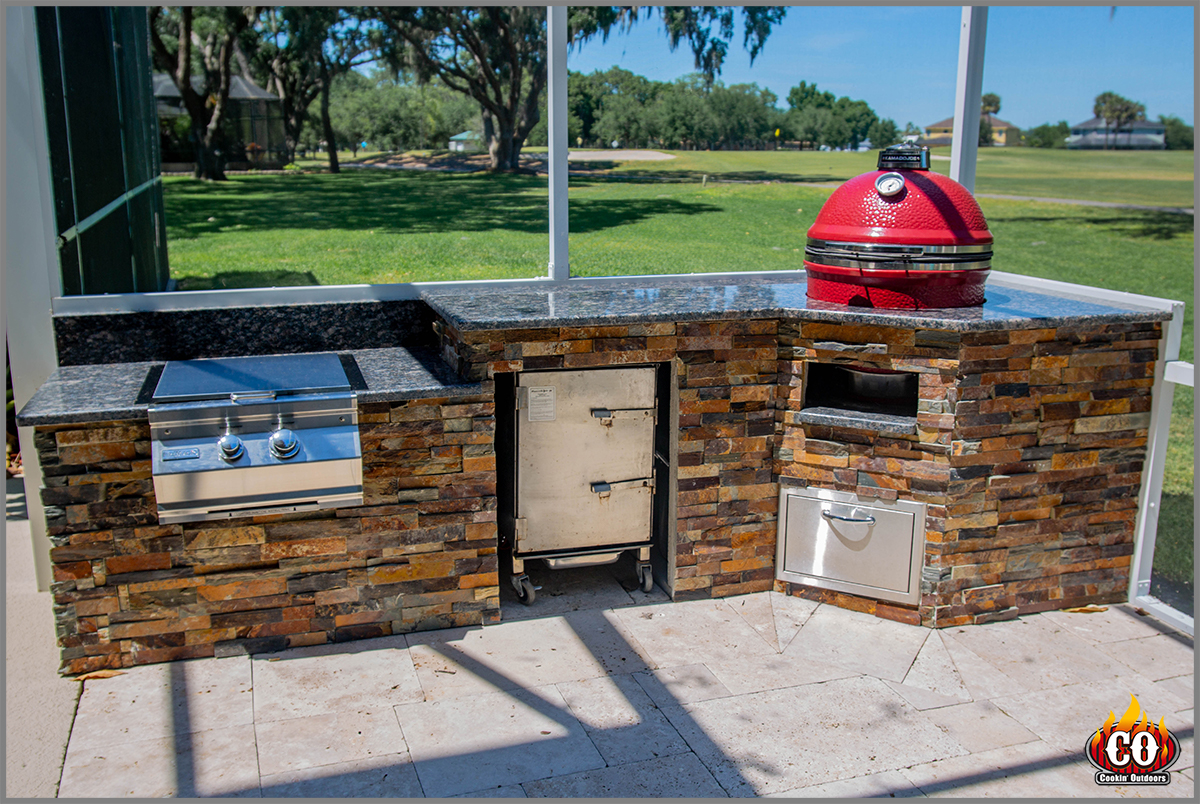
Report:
925,113,1018,146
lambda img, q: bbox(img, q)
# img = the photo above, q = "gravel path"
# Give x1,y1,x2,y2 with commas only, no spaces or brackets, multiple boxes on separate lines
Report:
566,149,675,161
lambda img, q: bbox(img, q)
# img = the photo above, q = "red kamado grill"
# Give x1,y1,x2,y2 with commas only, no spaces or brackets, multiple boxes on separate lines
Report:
805,144,993,309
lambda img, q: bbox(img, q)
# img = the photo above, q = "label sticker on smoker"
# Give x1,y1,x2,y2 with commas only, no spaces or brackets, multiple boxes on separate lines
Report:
527,386,556,422
161,447,201,461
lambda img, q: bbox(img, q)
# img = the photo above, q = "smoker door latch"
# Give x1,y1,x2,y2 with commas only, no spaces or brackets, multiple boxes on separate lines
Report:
590,478,655,498
590,408,654,425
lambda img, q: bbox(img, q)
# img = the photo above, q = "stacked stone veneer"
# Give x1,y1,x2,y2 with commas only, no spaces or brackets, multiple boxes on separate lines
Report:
38,393,498,675
776,319,1160,627
437,319,780,600
37,314,1162,672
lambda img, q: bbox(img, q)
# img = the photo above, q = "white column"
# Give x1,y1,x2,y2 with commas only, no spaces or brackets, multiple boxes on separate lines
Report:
949,6,987,192
546,5,569,281
5,5,63,591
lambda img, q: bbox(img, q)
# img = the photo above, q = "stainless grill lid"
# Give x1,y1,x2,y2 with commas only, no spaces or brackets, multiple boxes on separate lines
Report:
152,353,350,403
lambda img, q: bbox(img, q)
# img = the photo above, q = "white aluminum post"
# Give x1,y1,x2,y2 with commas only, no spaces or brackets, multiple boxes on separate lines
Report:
950,6,987,192
6,5,64,591
1128,300,1193,635
547,5,569,281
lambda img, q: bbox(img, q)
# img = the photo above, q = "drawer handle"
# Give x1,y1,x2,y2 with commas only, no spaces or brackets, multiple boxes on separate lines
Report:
822,510,876,525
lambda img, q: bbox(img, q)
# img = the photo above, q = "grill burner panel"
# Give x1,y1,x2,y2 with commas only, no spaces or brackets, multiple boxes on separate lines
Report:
149,354,362,524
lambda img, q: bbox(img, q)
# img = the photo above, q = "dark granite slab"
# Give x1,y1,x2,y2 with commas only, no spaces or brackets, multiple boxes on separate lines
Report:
422,275,1170,332
54,299,436,366
353,347,484,404
16,347,483,426
15,362,161,426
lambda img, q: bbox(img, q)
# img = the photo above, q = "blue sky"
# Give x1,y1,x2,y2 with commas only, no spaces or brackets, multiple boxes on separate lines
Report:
566,5,1195,130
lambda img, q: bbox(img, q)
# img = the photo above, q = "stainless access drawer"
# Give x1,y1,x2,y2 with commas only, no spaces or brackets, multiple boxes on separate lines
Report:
776,487,926,605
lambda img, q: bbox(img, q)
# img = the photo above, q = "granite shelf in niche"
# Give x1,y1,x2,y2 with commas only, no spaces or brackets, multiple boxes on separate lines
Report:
797,406,918,435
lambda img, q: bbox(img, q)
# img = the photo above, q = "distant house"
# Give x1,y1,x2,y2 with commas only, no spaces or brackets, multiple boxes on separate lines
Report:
448,131,483,153
154,73,287,168
924,113,1019,146
1065,117,1166,150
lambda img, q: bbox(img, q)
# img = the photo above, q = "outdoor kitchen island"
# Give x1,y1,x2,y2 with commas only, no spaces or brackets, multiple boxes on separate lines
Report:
19,274,1171,675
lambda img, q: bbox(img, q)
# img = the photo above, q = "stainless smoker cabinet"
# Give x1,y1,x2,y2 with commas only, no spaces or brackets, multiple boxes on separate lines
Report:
507,367,659,604
776,487,927,606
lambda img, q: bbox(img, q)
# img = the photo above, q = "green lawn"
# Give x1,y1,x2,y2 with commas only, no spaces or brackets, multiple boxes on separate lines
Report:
165,171,551,286
935,148,1196,208
164,156,1193,596
597,147,1195,207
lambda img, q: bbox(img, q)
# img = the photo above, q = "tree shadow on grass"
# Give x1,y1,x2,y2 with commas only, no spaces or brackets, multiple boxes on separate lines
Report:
572,168,847,184
164,172,720,241
984,209,1195,241
173,270,320,291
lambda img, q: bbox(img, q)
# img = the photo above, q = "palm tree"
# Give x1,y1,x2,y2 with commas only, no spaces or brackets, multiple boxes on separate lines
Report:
1094,91,1145,149
1116,98,1147,148
980,93,1000,146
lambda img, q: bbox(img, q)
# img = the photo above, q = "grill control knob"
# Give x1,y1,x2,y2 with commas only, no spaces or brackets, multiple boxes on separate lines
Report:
217,433,244,462
269,428,301,459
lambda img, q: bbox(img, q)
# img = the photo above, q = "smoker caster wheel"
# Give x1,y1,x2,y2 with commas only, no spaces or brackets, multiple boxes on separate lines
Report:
512,575,536,606
637,563,654,594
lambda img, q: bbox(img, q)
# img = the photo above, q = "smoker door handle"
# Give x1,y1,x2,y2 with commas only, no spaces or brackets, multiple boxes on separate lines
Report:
821,509,877,525
591,478,655,497
590,408,655,421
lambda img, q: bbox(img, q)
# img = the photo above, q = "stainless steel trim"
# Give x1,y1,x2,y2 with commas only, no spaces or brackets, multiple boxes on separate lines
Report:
514,540,653,562
806,239,992,255
156,491,363,525
804,253,992,272
152,456,363,524
149,391,357,441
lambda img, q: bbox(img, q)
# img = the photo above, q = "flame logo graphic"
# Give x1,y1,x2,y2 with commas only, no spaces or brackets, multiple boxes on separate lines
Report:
1085,694,1180,774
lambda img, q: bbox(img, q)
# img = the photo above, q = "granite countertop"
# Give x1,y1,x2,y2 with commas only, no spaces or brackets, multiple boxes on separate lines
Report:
422,274,1170,332
16,346,484,427
18,275,1171,427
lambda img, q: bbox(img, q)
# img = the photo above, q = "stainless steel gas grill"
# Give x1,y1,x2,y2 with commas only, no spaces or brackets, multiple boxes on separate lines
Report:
148,353,362,524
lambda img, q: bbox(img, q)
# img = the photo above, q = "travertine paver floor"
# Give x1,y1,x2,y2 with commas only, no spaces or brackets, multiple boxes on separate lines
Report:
56,568,1195,798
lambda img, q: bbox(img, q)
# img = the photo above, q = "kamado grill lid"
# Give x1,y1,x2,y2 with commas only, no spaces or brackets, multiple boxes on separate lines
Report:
803,144,993,309
153,353,351,403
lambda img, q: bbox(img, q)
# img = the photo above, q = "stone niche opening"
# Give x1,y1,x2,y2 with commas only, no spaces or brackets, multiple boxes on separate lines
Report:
803,363,919,419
